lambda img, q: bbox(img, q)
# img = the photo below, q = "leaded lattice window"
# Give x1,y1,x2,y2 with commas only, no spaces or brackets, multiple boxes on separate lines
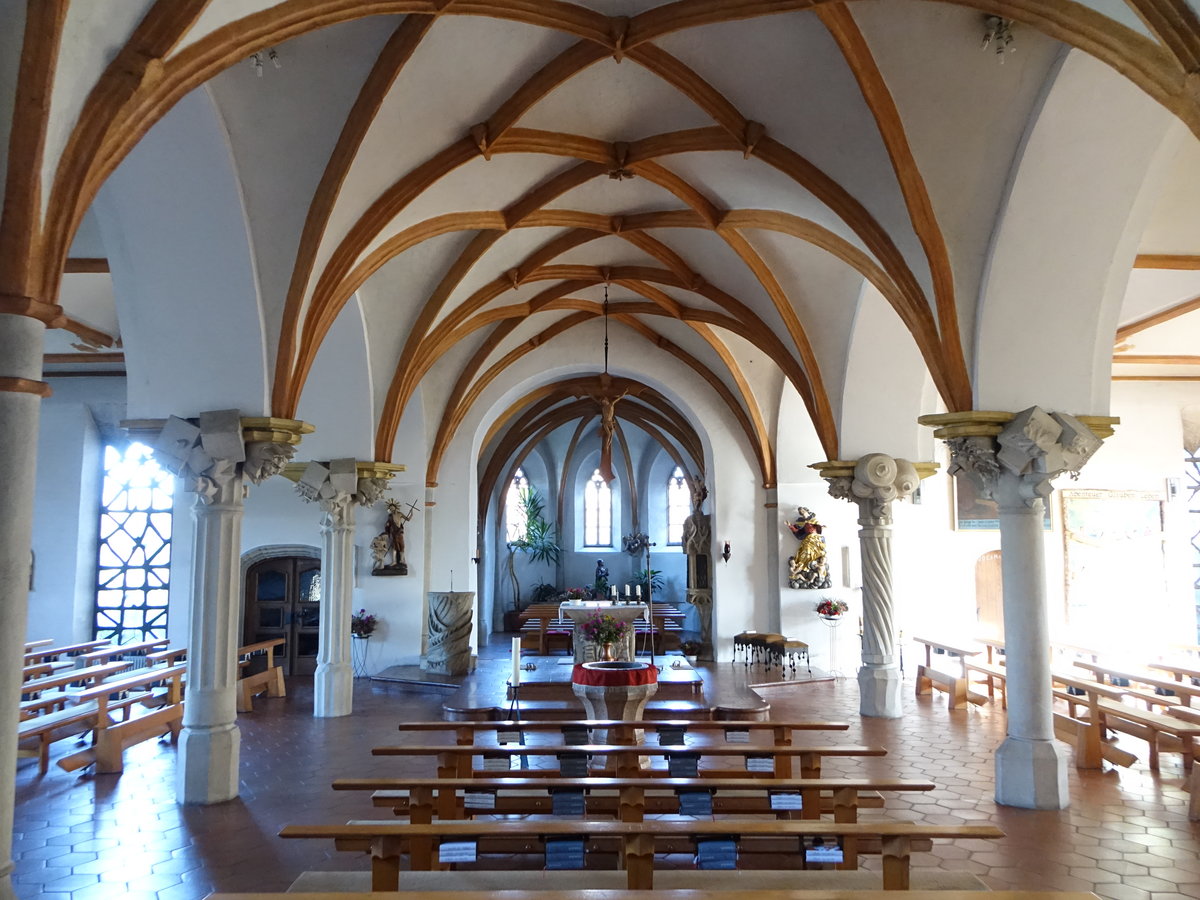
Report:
584,468,612,547
95,442,174,643
666,466,689,546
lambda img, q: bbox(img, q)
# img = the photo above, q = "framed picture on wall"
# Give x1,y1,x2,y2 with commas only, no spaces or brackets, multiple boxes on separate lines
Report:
951,474,1052,531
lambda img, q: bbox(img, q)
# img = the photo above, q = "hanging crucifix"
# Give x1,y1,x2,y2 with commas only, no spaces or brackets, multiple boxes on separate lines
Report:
591,281,627,483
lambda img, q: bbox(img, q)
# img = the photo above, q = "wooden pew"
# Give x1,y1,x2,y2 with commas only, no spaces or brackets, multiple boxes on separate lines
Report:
75,638,170,668
237,638,286,712
23,639,109,664
1074,660,1200,710
278,819,1004,891
395,718,850,747
1050,671,1136,771
208,891,1101,900
19,660,132,717
24,639,55,651
1149,658,1200,686
963,658,1006,708
57,663,187,774
146,646,187,666
911,637,983,709
335,775,936,839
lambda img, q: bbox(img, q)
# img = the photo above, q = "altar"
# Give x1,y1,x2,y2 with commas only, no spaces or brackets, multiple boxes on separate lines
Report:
559,601,648,663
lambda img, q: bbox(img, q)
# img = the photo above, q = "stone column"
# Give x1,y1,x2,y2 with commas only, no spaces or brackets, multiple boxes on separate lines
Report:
921,407,1112,809
177,458,245,805
813,455,933,718
289,460,397,717
135,413,311,804
0,308,53,899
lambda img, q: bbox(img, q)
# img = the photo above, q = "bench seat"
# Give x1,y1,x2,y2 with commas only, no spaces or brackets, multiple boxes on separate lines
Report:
17,701,104,775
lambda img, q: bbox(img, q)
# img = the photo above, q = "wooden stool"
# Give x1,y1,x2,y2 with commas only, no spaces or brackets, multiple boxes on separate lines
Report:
780,639,810,675
750,633,784,668
733,631,760,663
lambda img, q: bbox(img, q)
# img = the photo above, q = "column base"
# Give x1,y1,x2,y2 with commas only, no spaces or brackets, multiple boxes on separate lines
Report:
314,662,354,718
177,722,240,805
995,735,1069,809
857,663,902,718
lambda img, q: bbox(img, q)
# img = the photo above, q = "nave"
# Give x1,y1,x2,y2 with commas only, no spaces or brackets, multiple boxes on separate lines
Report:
13,640,1200,900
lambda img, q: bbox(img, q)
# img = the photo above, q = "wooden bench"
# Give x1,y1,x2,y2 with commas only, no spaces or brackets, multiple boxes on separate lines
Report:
335,774,935,830
278,819,1004,891
1074,660,1200,711
17,700,106,775
207,890,1102,900
24,639,55,652
237,638,286,712
912,637,983,709
23,639,109,664
1149,658,1200,686
19,660,132,713
395,718,850,748
371,742,887,786
963,658,1006,707
57,663,187,773
1049,671,1136,771
75,638,170,668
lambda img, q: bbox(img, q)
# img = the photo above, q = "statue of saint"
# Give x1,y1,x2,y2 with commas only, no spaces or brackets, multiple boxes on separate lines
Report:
373,499,418,575
594,559,610,595
787,506,831,590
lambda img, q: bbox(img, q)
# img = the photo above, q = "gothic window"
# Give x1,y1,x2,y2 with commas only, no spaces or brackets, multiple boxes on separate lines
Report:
94,442,174,643
504,468,529,543
584,468,612,547
667,466,689,545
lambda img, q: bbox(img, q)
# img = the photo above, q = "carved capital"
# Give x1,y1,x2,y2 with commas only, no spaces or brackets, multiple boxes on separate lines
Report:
244,441,296,485
927,408,1110,509
285,459,403,508
813,455,933,523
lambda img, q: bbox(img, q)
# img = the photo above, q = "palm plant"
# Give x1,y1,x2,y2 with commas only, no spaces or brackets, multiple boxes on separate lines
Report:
505,486,562,611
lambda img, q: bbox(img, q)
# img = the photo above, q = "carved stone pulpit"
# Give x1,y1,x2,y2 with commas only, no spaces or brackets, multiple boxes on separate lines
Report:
422,591,474,675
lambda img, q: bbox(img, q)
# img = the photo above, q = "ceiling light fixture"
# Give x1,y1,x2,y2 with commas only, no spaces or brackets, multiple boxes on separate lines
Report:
981,16,1015,62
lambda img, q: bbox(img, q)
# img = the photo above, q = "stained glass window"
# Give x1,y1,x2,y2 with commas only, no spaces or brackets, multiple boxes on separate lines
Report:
505,468,529,543
584,469,612,547
94,442,173,643
667,467,689,545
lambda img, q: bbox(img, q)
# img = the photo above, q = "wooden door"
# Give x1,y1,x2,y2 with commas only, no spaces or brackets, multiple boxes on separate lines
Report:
243,556,322,675
975,550,1003,638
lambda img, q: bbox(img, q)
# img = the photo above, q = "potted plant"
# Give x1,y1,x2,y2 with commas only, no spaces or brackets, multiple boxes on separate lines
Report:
815,598,849,620
351,608,378,638
578,612,630,661
680,640,702,663
505,486,562,615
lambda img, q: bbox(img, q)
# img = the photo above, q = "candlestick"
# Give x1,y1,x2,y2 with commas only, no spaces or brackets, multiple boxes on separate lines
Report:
511,637,521,686
635,584,642,599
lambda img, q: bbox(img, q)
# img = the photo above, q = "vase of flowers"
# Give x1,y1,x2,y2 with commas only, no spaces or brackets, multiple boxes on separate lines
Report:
351,608,378,638
564,586,589,604
815,599,849,621
579,612,629,659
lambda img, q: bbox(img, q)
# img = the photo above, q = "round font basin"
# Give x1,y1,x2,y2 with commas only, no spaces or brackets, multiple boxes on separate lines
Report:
581,661,649,671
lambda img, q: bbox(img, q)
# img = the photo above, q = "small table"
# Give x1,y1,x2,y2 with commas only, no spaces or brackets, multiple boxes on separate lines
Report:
560,601,648,663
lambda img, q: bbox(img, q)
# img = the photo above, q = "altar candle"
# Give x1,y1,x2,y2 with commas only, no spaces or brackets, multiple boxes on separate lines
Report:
635,585,642,599
625,584,631,598
610,585,618,599
511,637,521,686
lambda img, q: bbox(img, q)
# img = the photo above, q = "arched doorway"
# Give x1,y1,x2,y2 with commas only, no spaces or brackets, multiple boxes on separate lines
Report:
242,549,321,676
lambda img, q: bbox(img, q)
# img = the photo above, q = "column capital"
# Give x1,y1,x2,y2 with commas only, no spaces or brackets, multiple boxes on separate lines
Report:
920,407,1115,507
811,454,937,522
122,412,313,501
284,458,404,509
0,291,64,325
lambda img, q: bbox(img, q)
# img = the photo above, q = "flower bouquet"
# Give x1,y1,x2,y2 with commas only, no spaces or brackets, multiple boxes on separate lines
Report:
815,599,849,620
578,612,629,645
351,608,378,638
564,586,590,601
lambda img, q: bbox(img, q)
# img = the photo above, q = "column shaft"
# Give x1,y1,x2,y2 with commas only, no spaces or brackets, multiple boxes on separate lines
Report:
177,477,245,804
314,500,355,717
995,486,1067,808
856,515,902,717
0,313,46,898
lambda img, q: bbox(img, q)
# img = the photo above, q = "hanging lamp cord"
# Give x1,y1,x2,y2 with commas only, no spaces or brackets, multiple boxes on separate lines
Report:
603,282,610,374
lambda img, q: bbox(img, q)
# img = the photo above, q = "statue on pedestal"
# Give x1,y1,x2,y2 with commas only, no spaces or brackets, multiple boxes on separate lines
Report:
787,506,831,589
372,499,418,576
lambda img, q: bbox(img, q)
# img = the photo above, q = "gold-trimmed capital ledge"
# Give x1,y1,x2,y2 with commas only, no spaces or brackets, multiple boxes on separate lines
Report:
918,411,1119,441
280,460,405,482
121,416,315,444
809,459,940,480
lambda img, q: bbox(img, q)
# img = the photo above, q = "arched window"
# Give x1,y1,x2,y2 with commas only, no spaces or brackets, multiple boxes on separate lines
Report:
95,442,174,643
504,468,529,543
666,466,689,545
583,469,612,547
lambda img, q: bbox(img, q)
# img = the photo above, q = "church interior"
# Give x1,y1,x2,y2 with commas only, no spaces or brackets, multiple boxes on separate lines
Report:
4,2,1200,899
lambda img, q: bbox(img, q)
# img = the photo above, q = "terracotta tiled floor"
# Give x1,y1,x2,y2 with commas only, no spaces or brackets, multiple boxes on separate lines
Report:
12,642,1200,899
